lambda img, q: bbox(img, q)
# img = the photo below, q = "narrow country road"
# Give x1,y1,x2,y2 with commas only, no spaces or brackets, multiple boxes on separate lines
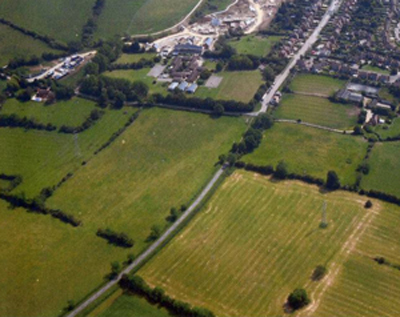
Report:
65,166,226,317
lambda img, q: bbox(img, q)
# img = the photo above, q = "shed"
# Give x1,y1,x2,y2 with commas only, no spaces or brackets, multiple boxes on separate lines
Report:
187,83,198,94
178,81,189,91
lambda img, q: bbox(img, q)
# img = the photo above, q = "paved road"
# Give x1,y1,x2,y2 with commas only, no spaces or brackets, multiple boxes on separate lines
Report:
249,0,342,116
65,166,226,317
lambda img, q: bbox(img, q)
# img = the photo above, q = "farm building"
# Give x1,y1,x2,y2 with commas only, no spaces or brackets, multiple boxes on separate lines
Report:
168,82,179,91
178,81,189,91
187,83,198,94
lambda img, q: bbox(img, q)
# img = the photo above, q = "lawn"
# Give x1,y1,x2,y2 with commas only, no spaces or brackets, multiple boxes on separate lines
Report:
361,142,400,197
362,64,390,75
196,70,263,103
0,0,94,43
289,74,347,96
138,170,377,317
228,35,282,56
274,94,359,129
96,0,199,38
373,118,400,139
0,24,61,67
243,123,367,185
0,97,96,128
0,107,137,198
115,53,157,64
104,68,168,95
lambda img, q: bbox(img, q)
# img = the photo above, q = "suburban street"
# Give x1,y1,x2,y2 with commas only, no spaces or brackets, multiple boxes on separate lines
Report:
252,0,343,115
66,166,226,317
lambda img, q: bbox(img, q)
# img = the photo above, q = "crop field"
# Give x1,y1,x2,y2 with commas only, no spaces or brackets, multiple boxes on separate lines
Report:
0,107,137,198
289,74,346,96
139,170,377,317
243,123,367,185
96,0,199,38
196,70,263,103
0,24,61,67
1,98,96,128
274,94,359,129
0,0,94,43
361,142,400,197
115,53,157,64
228,35,282,56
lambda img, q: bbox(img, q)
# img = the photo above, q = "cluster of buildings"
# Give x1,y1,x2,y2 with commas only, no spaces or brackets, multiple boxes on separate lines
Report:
31,87,55,103
47,55,84,80
169,55,203,83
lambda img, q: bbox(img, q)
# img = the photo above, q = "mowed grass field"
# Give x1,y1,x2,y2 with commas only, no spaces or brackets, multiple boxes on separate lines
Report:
361,142,400,197
289,74,346,96
243,123,367,185
0,24,61,67
228,35,282,56
274,94,359,129
196,70,263,103
115,53,157,64
1,98,96,128
0,0,94,43
96,0,199,38
0,107,137,198
139,170,377,317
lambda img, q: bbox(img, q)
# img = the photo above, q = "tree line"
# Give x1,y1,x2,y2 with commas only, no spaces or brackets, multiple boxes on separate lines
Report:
96,228,134,248
59,109,104,133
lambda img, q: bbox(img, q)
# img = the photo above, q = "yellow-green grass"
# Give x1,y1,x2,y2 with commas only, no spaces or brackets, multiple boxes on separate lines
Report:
0,24,61,67
361,142,400,197
47,108,246,253
0,0,94,43
243,123,367,185
0,179,11,190
373,118,400,139
1,97,96,128
312,201,400,317
274,94,359,129
196,70,263,103
362,64,390,75
228,35,282,56
0,108,137,198
115,53,156,64
139,170,376,317
96,0,199,38
104,69,167,95
289,74,346,96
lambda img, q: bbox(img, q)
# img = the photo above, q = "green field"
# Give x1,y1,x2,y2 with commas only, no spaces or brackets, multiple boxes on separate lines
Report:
104,69,167,95
274,94,359,129
1,98,96,128
361,142,400,197
0,107,136,198
289,74,346,96
115,53,156,64
228,35,282,56
196,70,263,103
373,118,400,139
243,123,367,185
96,0,199,38
139,170,379,316
362,64,390,75
0,0,94,43
0,24,61,66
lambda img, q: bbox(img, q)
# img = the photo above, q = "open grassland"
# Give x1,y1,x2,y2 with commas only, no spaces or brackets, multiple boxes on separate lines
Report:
0,107,136,198
228,35,282,56
311,201,400,317
1,98,96,128
104,69,167,95
373,118,400,139
274,94,359,129
243,123,367,185
0,24,61,67
196,70,263,103
139,170,376,317
289,74,346,96
96,0,199,38
115,53,157,64
0,0,94,43
361,142,400,197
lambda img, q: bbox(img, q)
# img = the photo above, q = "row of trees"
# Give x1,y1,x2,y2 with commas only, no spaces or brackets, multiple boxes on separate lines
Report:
81,0,106,46
0,114,57,132
96,228,134,248
59,109,104,133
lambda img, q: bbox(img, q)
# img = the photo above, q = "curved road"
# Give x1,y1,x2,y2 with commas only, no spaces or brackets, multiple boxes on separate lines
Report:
65,166,226,317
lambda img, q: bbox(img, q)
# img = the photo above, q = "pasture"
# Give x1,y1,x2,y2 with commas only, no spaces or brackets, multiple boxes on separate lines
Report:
361,142,400,197
139,170,376,316
96,0,199,38
372,118,400,139
196,70,263,103
0,24,61,67
289,74,346,96
228,35,282,56
1,98,96,128
243,123,367,185
0,0,94,43
274,94,359,129
115,53,157,64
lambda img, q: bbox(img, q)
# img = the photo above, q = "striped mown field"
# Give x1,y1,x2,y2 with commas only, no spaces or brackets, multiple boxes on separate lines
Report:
139,170,383,316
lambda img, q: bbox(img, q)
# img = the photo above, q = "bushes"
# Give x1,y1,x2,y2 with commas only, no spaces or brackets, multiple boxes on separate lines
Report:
59,109,104,134
326,171,341,190
0,114,56,131
96,228,134,248
311,265,327,281
0,174,22,192
120,274,215,317
287,288,310,310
